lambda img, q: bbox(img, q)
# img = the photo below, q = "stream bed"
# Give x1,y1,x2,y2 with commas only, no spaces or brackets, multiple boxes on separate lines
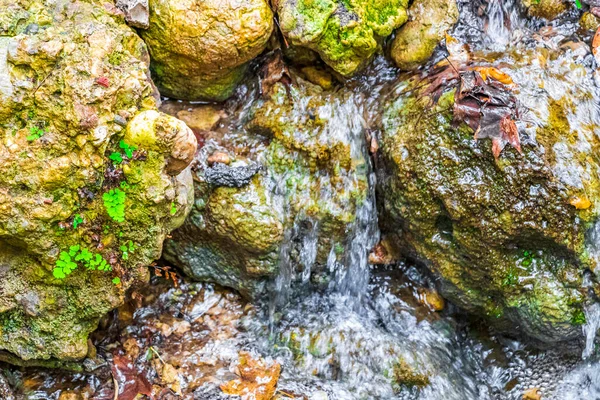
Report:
4,0,600,399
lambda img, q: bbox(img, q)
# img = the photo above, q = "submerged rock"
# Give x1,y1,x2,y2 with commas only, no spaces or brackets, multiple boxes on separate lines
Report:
379,44,600,344
140,0,273,101
0,0,194,362
391,0,459,70
276,0,409,76
163,76,372,297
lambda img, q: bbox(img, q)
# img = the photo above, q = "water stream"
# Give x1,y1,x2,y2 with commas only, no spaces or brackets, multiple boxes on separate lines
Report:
8,1,600,399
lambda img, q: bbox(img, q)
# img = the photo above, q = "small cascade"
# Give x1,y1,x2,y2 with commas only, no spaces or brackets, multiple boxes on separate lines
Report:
583,302,600,359
332,173,379,304
484,0,513,50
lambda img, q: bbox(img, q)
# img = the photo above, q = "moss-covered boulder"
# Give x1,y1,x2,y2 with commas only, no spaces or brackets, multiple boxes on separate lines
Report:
390,0,459,70
379,47,600,344
163,77,371,297
0,0,195,362
521,0,571,20
140,0,273,101
276,0,409,76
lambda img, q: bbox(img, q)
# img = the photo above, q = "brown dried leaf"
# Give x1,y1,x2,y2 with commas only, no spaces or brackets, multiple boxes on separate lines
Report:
453,70,521,159
111,354,153,400
260,50,292,96
220,352,281,400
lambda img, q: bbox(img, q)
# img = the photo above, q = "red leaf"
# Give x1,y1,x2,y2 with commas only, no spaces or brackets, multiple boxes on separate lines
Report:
111,354,153,400
96,76,110,88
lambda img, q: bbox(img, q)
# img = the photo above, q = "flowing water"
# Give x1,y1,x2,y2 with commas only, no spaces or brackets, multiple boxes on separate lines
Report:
9,1,600,399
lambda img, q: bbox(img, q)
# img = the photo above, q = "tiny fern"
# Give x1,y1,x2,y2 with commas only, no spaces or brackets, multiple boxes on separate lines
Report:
103,188,126,222
53,246,112,280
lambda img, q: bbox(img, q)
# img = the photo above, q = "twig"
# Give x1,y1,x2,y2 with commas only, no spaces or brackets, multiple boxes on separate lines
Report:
149,346,166,365
112,373,119,400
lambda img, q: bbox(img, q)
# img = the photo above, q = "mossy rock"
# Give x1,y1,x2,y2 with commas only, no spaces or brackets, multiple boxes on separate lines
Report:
164,78,370,298
277,0,409,76
379,48,600,344
521,0,571,20
140,0,273,101
0,0,195,362
390,0,459,71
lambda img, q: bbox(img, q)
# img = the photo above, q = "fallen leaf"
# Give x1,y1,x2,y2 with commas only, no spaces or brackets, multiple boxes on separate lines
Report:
570,196,592,210
220,352,281,400
523,387,542,400
454,70,522,159
593,26,600,64
260,50,292,96
474,66,514,85
111,354,153,400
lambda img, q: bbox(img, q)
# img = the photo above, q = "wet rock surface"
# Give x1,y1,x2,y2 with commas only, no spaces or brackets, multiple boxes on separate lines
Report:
276,0,410,76
162,73,374,298
379,9,600,344
140,0,273,101
0,0,194,362
391,0,459,70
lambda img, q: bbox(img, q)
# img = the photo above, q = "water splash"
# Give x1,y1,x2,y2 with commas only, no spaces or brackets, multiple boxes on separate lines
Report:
583,302,600,359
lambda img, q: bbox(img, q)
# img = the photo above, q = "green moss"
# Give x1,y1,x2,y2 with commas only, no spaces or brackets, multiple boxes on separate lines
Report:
278,0,409,76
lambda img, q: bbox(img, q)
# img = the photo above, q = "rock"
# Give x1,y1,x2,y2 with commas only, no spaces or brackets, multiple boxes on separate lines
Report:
379,45,600,344
521,0,570,20
140,0,273,101
301,66,334,90
391,0,459,70
0,0,194,362
392,358,430,389
164,76,372,297
116,0,149,29
580,11,600,31
175,106,225,133
276,0,409,76
418,288,446,312
207,152,232,166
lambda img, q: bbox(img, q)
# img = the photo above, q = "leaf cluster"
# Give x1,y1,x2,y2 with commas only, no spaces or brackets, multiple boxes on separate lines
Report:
103,188,126,222
109,140,137,165
53,245,111,279
27,126,45,142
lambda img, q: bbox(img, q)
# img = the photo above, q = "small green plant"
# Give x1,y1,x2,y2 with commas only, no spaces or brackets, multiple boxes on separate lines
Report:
109,152,123,164
112,277,121,285
502,268,519,287
170,202,177,216
120,140,137,158
53,245,112,279
27,126,45,141
108,140,136,164
120,240,136,260
72,214,84,229
572,309,586,326
103,188,126,222
521,250,534,268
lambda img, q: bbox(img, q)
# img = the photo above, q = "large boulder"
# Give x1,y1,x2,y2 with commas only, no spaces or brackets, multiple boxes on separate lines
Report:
379,44,600,344
0,0,195,363
140,0,273,101
390,0,459,70
163,75,373,298
276,0,409,76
